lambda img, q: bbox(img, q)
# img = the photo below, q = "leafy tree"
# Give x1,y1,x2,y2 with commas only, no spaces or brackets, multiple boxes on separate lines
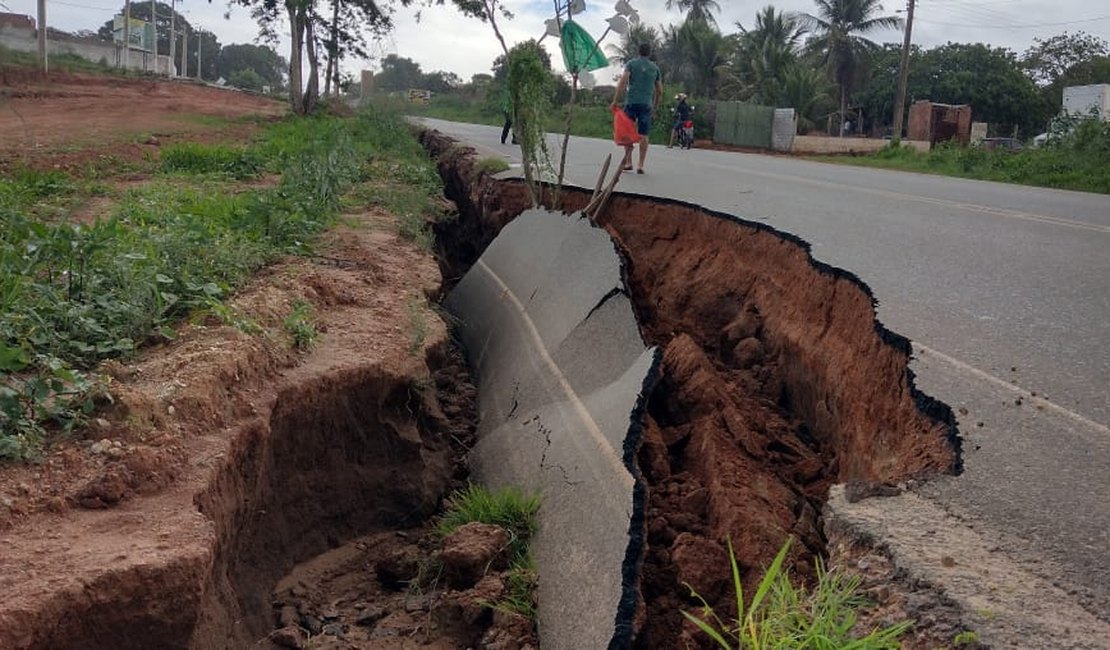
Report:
857,42,1044,136
374,54,426,92
423,70,463,93
233,0,397,114
1023,32,1110,118
798,0,901,135
217,43,286,89
228,68,267,91
1022,31,1109,86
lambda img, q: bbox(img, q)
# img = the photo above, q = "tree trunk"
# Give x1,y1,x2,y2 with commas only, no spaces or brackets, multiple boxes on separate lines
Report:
839,84,847,138
287,2,305,114
303,18,320,114
324,0,339,96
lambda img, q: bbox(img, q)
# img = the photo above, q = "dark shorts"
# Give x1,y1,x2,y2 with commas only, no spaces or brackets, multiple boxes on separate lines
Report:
624,103,653,136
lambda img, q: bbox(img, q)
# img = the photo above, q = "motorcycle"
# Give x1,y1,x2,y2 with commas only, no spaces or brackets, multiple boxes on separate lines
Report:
671,105,695,149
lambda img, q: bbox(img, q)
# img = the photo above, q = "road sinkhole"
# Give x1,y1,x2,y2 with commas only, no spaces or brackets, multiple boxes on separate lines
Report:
422,128,961,648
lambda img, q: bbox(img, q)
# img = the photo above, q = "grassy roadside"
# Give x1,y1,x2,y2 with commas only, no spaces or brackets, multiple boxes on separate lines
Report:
812,128,1110,194
0,105,445,459
406,92,1109,194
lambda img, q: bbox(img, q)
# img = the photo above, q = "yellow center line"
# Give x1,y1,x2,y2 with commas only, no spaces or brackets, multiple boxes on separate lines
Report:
477,259,635,489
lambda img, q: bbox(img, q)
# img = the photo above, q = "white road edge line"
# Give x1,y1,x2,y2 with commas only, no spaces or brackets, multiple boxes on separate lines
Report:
477,259,635,489
913,342,1110,437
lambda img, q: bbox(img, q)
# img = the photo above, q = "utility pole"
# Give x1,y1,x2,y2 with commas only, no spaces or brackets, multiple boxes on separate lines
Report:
36,0,47,72
123,0,131,70
168,0,175,77
196,30,202,80
150,0,156,73
892,0,916,143
181,23,187,78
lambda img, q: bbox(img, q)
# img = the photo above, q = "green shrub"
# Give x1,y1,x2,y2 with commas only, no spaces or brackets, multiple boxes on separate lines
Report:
282,300,318,351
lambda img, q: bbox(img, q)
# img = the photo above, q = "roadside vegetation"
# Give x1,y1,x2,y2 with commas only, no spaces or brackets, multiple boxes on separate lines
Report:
684,538,910,649
818,118,1110,193
0,106,445,460
437,484,542,619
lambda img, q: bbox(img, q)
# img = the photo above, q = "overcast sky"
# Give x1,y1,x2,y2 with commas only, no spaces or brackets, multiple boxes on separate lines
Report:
5,0,1109,82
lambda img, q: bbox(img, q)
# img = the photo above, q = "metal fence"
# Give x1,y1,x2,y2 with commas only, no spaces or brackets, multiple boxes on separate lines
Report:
714,101,775,148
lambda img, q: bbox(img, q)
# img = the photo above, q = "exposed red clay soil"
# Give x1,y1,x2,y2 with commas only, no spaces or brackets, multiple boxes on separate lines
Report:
0,66,285,170
0,204,506,649
420,128,960,648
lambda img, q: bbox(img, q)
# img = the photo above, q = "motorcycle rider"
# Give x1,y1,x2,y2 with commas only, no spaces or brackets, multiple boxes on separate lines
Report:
668,93,692,148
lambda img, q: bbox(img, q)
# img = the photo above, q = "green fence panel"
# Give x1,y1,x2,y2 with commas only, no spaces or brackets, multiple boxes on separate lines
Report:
713,101,775,148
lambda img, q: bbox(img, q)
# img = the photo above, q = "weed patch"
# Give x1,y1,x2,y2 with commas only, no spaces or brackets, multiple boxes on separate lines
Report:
683,538,911,649
1,106,443,459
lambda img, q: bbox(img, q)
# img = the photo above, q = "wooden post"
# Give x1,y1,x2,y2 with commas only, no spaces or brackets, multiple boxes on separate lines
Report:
892,0,916,141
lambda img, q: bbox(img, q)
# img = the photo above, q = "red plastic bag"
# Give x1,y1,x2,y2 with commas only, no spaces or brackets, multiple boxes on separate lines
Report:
612,105,641,146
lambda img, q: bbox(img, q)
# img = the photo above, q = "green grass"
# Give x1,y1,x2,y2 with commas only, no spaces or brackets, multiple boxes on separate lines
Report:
437,484,542,620
1,105,445,460
818,122,1110,194
437,484,541,565
160,142,264,179
683,537,911,649
0,45,123,76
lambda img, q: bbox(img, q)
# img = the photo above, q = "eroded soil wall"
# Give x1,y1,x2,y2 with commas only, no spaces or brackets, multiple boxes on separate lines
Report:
421,129,959,647
190,344,474,647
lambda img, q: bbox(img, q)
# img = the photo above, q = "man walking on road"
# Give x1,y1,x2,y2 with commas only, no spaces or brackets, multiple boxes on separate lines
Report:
610,43,662,174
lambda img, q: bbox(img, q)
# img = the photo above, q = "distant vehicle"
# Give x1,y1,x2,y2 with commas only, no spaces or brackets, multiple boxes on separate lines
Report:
978,137,1023,152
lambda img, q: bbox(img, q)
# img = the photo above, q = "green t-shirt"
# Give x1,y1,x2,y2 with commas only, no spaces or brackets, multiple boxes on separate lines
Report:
624,57,660,107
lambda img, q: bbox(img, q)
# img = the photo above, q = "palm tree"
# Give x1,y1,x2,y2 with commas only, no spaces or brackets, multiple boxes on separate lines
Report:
798,0,901,135
606,23,661,66
664,0,722,27
780,65,834,132
722,6,807,104
666,18,728,97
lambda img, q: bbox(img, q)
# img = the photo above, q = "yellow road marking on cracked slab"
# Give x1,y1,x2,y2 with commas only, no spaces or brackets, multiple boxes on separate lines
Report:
478,259,634,489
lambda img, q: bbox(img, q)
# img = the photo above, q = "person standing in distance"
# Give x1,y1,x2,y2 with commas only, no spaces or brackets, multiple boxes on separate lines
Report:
610,43,662,174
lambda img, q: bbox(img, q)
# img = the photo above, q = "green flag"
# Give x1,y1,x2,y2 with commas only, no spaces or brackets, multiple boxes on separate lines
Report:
559,20,608,73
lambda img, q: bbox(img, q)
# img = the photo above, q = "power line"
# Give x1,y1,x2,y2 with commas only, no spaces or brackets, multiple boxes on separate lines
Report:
915,14,1110,29
922,1,1027,28
49,0,117,10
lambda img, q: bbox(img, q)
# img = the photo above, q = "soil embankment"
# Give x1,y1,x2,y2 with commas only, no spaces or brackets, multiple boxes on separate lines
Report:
421,129,960,647
0,211,498,649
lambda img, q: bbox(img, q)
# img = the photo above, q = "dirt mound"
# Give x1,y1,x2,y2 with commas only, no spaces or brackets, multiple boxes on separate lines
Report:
419,129,959,647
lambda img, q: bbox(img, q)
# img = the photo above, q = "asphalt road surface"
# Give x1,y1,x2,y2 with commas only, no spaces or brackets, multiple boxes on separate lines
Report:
417,118,1110,625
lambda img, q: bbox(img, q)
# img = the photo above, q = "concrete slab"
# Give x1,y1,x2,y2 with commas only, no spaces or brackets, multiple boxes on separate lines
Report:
446,209,658,650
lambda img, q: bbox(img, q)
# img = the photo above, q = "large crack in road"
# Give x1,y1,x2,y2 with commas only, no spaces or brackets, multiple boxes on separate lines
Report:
422,128,961,648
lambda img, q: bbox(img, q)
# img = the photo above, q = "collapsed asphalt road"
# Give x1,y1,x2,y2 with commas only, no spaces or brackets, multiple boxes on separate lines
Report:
417,117,1110,647
426,131,967,648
